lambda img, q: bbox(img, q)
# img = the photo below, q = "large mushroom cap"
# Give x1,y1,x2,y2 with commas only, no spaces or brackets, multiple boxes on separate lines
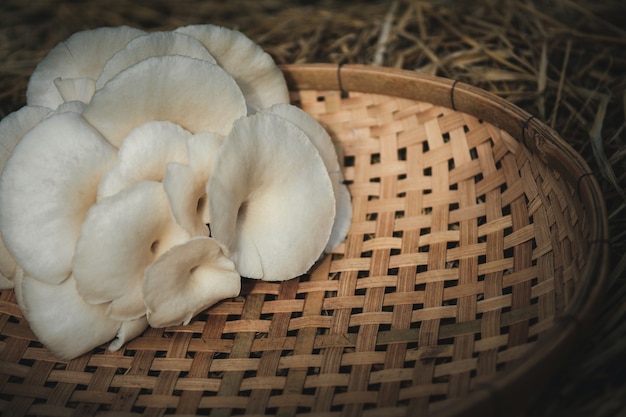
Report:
73,181,190,321
0,111,117,284
175,24,289,111
26,26,146,109
207,112,335,281
83,55,247,147
13,268,122,361
96,31,217,90
263,104,352,252
143,237,241,328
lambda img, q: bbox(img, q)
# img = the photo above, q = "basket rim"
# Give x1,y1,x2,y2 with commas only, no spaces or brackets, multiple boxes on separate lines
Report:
280,63,610,417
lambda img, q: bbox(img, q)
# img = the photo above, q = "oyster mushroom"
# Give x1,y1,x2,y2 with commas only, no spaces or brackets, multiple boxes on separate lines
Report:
97,120,191,200
82,55,247,147
96,31,217,90
27,26,146,109
0,106,51,288
73,181,190,321
263,104,352,252
175,24,289,112
143,236,240,328
207,112,335,281
0,111,117,284
163,131,224,236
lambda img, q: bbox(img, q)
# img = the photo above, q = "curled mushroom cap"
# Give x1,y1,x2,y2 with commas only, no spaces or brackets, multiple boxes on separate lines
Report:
83,55,247,147
0,112,117,284
73,181,189,321
96,31,217,90
263,104,352,252
207,112,335,280
175,24,289,112
97,120,191,200
27,26,146,109
143,237,240,328
13,268,122,361
163,132,223,236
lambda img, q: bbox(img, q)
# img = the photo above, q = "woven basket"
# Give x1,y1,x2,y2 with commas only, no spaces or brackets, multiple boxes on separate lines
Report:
0,64,609,417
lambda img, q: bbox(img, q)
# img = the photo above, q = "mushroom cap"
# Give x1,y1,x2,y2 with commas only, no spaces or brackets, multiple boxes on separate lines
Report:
175,24,289,112
97,120,191,200
27,26,146,109
0,111,117,284
0,105,52,284
207,112,335,280
143,236,241,328
263,104,352,251
83,55,247,147
96,31,217,90
163,132,223,236
73,181,190,321
13,268,122,361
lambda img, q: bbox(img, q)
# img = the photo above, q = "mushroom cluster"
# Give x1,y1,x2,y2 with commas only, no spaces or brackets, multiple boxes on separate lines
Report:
0,25,351,360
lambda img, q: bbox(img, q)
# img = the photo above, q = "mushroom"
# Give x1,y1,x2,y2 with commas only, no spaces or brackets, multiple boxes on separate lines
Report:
96,31,217,90
262,104,352,252
97,120,191,200
82,55,247,148
163,131,223,236
12,268,123,361
0,105,51,288
143,236,240,328
73,181,190,321
175,24,289,112
0,111,117,284
27,26,146,109
53,77,96,104
207,112,335,281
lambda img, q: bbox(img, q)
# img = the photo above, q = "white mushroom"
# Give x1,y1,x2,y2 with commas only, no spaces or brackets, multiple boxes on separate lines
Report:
82,55,247,147
108,316,149,353
263,104,352,252
175,24,289,112
0,112,117,284
207,112,335,280
143,236,240,328
27,26,146,109
73,181,189,321
96,31,217,90
163,132,223,236
0,106,51,288
97,120,191,200
13,268,122,361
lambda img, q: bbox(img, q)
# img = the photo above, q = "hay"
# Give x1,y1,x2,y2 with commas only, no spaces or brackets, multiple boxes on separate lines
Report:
1,0,624,415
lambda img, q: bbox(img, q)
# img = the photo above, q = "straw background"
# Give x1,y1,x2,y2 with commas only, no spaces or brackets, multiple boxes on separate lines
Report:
1,0,624,416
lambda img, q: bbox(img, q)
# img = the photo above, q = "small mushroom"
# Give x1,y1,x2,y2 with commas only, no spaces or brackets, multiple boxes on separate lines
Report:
0,112,117,284
175,24,289,112
83,55,247,147
73,181,189,321
207,112,335,280
143,236,241,328
27,26,146,109
97,120,191,200
163,132,223,236
13,268,122,361
96,31,217,90
263,104,352,252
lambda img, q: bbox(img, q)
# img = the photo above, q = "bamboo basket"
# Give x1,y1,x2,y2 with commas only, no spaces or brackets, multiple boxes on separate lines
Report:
0,64,609,417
